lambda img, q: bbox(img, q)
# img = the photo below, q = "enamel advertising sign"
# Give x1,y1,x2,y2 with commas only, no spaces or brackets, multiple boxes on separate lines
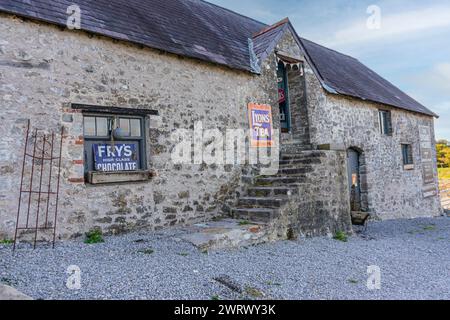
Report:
248,103,274,148
93,143,138,172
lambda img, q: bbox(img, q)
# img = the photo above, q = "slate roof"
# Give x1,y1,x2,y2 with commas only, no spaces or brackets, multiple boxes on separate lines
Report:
299,38,437,117
0,0,436,117
253,18,289,62
0,0,265,72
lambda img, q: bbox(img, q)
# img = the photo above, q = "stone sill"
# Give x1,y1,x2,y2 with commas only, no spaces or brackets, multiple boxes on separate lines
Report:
87,170,154,185
403,164,415,171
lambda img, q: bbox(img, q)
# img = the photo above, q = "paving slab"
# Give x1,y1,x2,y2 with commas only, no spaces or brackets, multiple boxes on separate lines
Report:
0,284,33,300
178,219,269,250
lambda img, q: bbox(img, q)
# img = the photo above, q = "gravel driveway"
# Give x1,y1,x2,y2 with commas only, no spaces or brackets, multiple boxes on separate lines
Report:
1,217,449,300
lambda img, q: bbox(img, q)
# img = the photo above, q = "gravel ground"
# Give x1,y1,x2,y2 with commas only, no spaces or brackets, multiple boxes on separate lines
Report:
1,217,449,300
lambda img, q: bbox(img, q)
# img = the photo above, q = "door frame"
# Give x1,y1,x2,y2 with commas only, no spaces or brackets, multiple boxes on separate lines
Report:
346,147,369,212
277,61,291,133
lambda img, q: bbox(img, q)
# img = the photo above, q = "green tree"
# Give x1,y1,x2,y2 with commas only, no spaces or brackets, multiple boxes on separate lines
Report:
437,142,450,168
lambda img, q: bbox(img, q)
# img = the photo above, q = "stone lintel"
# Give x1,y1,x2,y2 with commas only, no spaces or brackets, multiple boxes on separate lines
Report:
317,143,346,151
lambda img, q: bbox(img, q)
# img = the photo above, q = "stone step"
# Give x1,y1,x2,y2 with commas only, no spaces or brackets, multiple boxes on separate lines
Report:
278,157,322,166
247,186,299,197
281,151,326,160
231,208,279,223
255,175,307,186
281,144,313,153
238,196,290,208
292,134,311,140
278,166,313,175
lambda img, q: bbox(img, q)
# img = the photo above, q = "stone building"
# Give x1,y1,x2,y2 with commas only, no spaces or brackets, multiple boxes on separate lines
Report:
0,0,442,242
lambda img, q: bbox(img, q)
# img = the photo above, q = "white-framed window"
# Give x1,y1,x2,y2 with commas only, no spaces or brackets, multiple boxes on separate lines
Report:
379,110,392,135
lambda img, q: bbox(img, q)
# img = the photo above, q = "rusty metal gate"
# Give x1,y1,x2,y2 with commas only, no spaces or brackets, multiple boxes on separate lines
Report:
13,120,64,250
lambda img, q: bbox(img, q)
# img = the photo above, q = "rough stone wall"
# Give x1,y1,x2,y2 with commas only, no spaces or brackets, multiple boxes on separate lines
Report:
269,151,352,239
286,67,310,147
0,14,281,240
304,65,442,219
296,150,352,236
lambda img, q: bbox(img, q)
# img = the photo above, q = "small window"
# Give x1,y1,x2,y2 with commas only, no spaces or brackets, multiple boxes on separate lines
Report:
402,144,414,168
379,110,392,135
83,115,146,178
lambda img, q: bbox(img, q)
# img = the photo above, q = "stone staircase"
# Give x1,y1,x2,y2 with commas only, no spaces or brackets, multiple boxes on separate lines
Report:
231,149,325,227
180,148,331,251
183,146,352,250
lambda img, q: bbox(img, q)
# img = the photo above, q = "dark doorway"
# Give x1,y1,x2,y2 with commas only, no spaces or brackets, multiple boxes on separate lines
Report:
347,148,362,211
277,61,291,132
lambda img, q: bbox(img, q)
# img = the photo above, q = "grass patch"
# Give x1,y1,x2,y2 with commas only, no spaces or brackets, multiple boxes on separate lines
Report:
138,248,155,255
0,239,13,245
238,220,252,226
84,229,104,244
438,168,450,180
211,295,220,300
178,252,189,257
348,279,359,284
244,286,265,298
422,225,436,231
333,231,348,242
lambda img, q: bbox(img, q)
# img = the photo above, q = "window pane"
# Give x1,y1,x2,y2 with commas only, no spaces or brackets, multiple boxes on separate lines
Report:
407,145,413,164
379,112,384,134
402,145,406,164
84,117,96,136
96,117,109,136
383,113,389,134
402,144,413,165
119,118,131,136
130,119,141,137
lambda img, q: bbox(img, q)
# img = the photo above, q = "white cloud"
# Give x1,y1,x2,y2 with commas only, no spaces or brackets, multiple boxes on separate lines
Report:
434,101,450,140
433,102,450,113
407,63,450,96
434,63,450,81
328,5,450,47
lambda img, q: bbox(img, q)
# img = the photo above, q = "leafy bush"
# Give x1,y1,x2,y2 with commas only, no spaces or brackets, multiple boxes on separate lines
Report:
437,141,450,169
84,229,104,244
333,231,348,242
